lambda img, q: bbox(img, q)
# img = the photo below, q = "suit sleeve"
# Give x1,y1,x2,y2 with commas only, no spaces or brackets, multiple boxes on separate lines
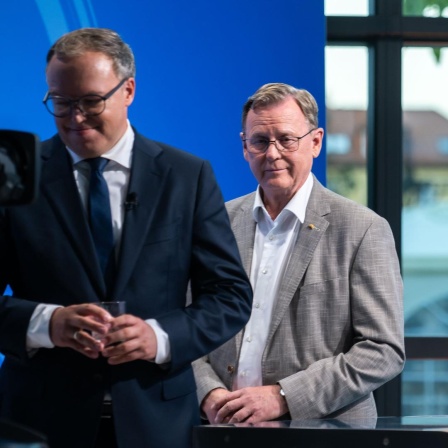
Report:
192,354,228,405
279,216,405,419
156,161,252,372
0,208,39,361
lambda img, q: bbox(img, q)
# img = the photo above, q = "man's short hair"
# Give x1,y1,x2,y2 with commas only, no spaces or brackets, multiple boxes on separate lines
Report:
46,27,136,79
241,83,319,132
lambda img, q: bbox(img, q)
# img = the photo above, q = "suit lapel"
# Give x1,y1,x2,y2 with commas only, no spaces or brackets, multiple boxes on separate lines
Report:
266,179,331,345
232,197,256,275
113,134,168,297
40,136,105,295
228,195,257,354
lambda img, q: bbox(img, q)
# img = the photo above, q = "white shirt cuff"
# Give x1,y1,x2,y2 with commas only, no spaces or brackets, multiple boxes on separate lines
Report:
27,304,62,349
146,319,171,364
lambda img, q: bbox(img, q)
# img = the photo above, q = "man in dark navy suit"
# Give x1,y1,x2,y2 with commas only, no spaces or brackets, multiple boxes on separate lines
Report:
0,28,252,448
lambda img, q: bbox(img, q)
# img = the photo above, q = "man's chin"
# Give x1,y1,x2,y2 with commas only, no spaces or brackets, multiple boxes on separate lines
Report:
63,135,107,158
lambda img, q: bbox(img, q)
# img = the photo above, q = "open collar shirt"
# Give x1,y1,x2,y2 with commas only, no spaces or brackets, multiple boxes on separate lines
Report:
234,173,314,389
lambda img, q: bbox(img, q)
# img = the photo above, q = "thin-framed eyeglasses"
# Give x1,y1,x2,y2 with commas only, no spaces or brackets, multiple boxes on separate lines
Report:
242,128,317,154
42,78,128,118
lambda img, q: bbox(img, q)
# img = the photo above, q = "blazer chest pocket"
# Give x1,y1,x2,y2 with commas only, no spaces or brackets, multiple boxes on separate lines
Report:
137,221,181,280
296,277,351,322
144,221,179,246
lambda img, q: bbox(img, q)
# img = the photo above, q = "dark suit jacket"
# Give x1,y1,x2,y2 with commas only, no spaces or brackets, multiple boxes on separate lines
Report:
0,131,252,448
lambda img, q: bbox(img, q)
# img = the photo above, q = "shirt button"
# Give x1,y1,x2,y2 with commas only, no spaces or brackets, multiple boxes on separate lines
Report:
246,336,252,342
241,371,247,377
254,303,260,309
262,269,267,274
269,235,274,241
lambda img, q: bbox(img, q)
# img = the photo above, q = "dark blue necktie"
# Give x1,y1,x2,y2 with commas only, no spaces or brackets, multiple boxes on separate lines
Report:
86,157,115,286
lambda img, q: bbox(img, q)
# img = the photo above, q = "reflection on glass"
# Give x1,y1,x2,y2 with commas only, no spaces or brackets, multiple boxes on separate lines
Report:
325,0,369,16
403,0,448,17
402,47,448,337
402,46,448,416
325,46,368,205
402,360,448,415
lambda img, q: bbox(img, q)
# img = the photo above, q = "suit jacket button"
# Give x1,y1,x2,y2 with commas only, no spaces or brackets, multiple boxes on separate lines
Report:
227,365,235,374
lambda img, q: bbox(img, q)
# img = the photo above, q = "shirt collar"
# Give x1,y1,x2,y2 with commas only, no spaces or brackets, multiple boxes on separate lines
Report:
252,172,314,224
67,120,135,169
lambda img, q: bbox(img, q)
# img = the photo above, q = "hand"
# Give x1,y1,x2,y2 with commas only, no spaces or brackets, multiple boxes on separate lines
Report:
202,388,231,423
50,304,112,358
213,385,288,424
101,314,158,364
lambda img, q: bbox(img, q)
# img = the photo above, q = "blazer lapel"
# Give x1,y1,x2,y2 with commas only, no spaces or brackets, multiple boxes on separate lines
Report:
227,195,257,354
40,136,105,295
113,135,168,297
266,179,331,343
232,197,256,275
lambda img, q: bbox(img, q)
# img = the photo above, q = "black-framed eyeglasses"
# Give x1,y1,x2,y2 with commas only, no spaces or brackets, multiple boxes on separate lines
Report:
242,128,317,154
42,78,128,118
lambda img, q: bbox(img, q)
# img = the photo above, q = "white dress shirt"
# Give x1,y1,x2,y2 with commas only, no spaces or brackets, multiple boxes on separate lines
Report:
233,173,313,389
26,122,170,363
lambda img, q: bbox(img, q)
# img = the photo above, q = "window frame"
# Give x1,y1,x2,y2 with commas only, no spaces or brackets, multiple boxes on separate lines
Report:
326,0,448,416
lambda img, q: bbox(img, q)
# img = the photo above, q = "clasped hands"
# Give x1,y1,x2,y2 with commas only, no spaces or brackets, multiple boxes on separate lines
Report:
50,303,157,364
202,385,288,424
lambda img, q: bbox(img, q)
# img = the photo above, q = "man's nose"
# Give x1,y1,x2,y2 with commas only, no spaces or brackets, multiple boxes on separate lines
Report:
265,141,281,159
70,104,86,121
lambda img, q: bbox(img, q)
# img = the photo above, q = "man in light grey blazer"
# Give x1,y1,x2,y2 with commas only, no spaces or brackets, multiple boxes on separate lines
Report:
192,83,405,424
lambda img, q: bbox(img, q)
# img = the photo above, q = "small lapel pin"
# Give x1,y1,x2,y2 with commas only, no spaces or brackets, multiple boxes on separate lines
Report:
308,224,320,231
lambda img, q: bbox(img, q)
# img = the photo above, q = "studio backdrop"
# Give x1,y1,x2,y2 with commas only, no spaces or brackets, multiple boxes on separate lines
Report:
0,0,326,364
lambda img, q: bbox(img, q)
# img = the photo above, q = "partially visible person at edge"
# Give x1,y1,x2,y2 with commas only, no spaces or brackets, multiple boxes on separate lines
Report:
193,82,405,424
0,27,252,448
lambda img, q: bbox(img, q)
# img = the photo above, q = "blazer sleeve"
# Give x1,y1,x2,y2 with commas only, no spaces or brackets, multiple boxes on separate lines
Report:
192,355,229,406
0,208,39,361
156,161,252,372
278,215,405,419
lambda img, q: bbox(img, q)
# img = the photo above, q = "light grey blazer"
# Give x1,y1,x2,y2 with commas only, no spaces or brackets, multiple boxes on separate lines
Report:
193,177,405,420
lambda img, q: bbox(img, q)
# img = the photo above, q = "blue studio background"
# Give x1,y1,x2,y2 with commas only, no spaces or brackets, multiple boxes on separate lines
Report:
0,0,326,366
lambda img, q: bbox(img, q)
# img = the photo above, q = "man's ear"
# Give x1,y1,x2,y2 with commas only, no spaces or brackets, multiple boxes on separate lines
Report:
124,78,136,106
312,128,324,158
241,132,249,161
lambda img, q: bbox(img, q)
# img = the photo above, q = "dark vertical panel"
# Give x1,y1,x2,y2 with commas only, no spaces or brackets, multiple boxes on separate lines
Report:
368,0,403,419
367,38,403,257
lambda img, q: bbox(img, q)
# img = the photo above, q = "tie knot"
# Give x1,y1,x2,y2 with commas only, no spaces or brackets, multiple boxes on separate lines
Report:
86,157,108,173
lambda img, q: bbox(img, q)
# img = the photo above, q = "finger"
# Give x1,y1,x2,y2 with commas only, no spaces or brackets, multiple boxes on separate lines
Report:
105,345,142,365
102,334,141,359
72,317,111,338
213,391,239,410
72,329,104,352
103,318,144,348
103,332,156,364
60,308,111,338
108,314,128,328
70,336,101,359
78,346,101,359
102,326,129,348
229,407,252,424
215,400,241,423
77,303,113,321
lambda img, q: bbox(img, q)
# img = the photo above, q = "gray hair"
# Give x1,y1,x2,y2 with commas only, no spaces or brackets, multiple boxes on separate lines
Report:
241,83,319,132
46,28,136,79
